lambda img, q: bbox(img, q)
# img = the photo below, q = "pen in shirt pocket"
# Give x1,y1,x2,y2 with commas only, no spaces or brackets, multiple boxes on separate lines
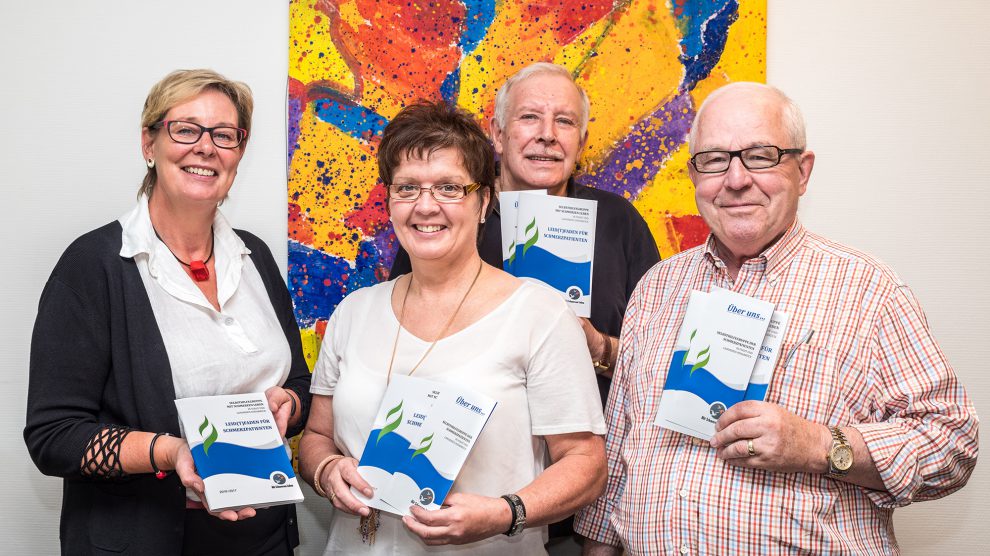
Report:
783,328,815,369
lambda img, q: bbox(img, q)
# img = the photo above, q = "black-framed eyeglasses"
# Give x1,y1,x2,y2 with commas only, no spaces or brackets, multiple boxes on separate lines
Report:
387,182,481,203
150,120,247,149
690,145,803,174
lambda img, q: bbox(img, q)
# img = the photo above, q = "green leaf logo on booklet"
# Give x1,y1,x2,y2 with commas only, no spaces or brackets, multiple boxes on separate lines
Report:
198,416,219,455
377,401,403,443
412,433,434,459
523,217,539,257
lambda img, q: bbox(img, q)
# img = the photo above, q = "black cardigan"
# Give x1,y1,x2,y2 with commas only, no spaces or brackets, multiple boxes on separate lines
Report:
24,221,311,555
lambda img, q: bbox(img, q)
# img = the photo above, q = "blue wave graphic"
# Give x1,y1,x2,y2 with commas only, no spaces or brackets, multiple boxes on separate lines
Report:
744,382,769,401
359,430,454,501
663,350,746,407
191,442,295,480
511,245,591,294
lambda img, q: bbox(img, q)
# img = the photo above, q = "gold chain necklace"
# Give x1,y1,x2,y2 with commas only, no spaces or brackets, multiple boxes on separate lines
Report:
385,259,484,384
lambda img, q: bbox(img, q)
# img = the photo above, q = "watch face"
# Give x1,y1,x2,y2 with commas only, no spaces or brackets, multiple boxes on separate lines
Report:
831,445,854,471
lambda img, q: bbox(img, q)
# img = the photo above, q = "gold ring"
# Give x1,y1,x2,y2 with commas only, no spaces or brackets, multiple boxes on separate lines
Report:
747,439,757,457
329,490,337,503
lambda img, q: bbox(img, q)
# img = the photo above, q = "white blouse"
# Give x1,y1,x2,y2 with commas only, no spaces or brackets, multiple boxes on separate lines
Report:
118,196,291,401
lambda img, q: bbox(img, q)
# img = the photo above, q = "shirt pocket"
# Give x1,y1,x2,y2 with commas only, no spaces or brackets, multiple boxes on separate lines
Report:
768,343,846,425
88,485,138,552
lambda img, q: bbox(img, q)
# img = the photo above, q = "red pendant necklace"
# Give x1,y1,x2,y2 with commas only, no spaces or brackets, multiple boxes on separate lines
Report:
152,226,215,282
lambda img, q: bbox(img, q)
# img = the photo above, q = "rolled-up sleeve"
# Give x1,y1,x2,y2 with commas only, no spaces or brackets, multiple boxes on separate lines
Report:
852,285,979,507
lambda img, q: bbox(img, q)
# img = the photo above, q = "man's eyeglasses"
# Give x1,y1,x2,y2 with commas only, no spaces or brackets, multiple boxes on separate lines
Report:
150,120,247,149
387,183,481,203
690,145,803,174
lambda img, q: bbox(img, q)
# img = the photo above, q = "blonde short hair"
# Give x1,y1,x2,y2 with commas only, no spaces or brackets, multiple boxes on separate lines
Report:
139,69,253,198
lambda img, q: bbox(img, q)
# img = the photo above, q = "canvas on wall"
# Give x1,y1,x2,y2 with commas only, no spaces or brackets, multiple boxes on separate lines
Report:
287,0,767,362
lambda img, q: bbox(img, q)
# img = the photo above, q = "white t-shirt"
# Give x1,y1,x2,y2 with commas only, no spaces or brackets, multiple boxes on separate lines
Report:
311,279,606,555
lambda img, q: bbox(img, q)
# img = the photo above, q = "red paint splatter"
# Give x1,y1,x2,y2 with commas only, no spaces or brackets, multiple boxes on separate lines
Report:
288,77,307,98
288,202,316,245
343,183,390,237
327,0,467,103
523,0,613,44
670,214,709,251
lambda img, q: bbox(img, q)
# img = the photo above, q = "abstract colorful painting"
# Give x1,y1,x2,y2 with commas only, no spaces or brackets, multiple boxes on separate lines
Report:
288,0,766,364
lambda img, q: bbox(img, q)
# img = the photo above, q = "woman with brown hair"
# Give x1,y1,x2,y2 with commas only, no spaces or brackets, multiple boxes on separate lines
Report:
300,101,606,555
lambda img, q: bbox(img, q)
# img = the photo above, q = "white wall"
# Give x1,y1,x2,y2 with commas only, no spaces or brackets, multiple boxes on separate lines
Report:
0,1,986,553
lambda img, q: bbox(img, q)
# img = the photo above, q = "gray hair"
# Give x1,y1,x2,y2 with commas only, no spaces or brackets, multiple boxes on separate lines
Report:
493,62,590,135
688,82,806,154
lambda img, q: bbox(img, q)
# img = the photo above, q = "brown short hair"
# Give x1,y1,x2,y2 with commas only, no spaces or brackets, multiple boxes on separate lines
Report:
377,101,495,220
139,69,253,198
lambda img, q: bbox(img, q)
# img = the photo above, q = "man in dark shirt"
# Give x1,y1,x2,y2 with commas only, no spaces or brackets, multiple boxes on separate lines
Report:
392,62,659,405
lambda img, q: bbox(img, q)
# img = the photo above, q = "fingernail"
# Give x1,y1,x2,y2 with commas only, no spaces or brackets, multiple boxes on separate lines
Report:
364,489,373,497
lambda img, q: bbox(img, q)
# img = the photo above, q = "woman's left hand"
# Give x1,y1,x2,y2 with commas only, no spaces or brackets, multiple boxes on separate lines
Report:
402,492,511,546
264,386,295,437
170,435,258,522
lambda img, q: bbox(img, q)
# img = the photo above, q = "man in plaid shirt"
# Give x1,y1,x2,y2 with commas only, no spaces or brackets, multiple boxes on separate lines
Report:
576,83,978,555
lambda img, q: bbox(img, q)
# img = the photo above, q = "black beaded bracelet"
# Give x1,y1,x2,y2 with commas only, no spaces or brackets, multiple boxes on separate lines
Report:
288,391,298,418
149,432,171,480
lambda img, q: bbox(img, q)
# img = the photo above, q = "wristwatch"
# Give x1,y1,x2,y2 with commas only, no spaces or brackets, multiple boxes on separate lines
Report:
501,493,527,537
826,426,853,477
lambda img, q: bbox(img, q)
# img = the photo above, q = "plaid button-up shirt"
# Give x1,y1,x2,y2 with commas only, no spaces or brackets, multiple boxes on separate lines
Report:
575,220,978,555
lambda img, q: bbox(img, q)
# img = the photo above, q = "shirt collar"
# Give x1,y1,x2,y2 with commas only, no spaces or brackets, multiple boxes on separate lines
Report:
703,219,807,284
118,195,251,308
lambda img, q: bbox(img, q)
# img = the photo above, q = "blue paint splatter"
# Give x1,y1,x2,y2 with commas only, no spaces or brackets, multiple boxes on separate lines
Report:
440,71,461,105
288,239,384,327
675,0,738,91
460,0,495,55
311,88,388,142
441,0,494,105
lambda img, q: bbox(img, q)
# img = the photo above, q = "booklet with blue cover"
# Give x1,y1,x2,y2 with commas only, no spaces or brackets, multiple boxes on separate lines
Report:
352,375,496,516
498,190,546,275
498,191,597,317
174,393,303,512
654,287,788,440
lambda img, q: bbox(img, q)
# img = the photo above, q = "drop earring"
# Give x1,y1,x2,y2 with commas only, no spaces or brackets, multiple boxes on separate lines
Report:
147,158,155,168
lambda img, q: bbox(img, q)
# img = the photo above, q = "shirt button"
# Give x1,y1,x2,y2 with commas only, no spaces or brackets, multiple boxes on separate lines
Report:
679,489,689,498
680,545,689,554
224,317,234,326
